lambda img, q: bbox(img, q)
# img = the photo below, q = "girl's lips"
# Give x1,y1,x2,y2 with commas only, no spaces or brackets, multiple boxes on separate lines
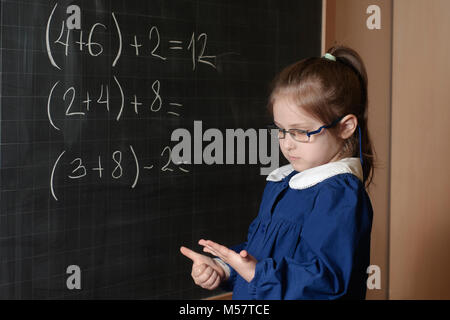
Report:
289,156,300,161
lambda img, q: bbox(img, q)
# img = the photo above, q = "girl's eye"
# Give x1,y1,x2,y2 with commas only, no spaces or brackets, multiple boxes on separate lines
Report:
289,130,309,142
292,130,306,139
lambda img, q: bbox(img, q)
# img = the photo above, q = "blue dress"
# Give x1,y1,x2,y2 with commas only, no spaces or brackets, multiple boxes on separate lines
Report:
221,157,373,300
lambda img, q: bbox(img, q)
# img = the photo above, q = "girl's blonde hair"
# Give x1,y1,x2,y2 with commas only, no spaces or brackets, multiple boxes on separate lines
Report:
267,45,375,188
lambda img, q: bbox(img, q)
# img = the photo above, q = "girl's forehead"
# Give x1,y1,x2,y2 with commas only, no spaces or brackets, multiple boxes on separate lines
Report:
272,95,319,126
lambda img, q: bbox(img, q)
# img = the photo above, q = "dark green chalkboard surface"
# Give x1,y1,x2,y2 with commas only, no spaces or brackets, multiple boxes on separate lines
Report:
0,0,321,299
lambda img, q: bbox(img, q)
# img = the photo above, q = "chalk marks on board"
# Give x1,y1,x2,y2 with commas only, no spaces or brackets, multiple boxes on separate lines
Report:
50,150,66,201
187,32,217,71
46,3,61,70
111,11,122,67
46,76,184,131
44,3,233,203
46,3,218,70
50,145,190,201
47,80,61,131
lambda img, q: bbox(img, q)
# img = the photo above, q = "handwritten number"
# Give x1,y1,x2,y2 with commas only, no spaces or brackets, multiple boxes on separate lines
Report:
97,84,110,112
55,21,70,56
150,80,162,112
149,26,167,61
161,146,174,172
69,158,87,179
87,23,106,56
112,151,123,179
187,32,216,70
64,87,85,116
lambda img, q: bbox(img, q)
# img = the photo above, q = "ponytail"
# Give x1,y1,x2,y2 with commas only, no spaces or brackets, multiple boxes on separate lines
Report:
327,46,375,187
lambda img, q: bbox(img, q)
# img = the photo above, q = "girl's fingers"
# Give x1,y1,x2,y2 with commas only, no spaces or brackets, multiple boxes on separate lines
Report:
206,272,221,290
180,246,201,263
202,246,213,255
202,270,218,288
192,263,207,278
202,246,221,259
199,240,221,257
198,239,209,249
195,265,214,284
240,250,257,263
210,272,222,289
199,239,230,259
205,240,230,257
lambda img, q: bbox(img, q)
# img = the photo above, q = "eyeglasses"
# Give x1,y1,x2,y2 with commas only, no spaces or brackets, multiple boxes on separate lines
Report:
267,116,344,143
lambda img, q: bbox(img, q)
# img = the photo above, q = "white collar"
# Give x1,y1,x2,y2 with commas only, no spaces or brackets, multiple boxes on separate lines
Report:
266,157,363,190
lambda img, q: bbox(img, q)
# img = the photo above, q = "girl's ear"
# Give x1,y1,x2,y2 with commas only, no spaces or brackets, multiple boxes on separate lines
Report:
339,114,358,139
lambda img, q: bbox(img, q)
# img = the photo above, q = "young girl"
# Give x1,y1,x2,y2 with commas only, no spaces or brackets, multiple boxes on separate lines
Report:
180,45,374,300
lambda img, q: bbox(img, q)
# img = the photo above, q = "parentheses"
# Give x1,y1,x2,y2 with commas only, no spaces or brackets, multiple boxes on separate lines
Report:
113,75,124,121
129,145,139,189
50,150,66,201
46,3,61,70
47,81,60,131
111,12,122,67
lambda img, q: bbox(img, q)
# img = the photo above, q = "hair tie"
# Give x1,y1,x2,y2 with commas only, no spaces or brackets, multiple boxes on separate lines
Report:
322,53,336,61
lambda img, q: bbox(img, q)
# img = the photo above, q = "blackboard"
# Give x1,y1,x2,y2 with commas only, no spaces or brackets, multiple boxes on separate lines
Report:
0,0,322,299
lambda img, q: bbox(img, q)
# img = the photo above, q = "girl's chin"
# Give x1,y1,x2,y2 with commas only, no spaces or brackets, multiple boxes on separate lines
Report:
288,159,303,170
288,159,313,173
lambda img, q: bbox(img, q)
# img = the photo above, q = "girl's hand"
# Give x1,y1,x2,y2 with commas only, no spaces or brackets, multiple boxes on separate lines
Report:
198,239,257,283
180,246,226,290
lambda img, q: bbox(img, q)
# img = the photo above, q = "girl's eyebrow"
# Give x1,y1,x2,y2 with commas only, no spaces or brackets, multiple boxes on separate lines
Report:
274,120,311,128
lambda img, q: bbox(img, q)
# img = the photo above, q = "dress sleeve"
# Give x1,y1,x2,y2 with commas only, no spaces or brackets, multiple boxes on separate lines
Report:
248,180,373,299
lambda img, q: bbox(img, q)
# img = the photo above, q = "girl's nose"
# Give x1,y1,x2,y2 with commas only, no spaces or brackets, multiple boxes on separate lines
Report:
280,133,296,151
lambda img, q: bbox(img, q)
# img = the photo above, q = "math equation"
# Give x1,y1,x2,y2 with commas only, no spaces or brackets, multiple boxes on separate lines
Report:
45,3,232,202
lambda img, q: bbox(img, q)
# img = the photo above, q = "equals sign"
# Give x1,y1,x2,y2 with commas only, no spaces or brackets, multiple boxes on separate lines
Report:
169,40,183,50
167,102,182,117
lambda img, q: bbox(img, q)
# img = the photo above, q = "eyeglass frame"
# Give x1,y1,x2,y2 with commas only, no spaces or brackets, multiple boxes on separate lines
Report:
267,116,345,143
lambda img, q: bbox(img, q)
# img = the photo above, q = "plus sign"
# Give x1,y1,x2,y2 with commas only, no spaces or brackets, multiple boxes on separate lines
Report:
82,91,91,111
131,95,142,114
92,156,104,178
130,35,142,56
75,30,86,51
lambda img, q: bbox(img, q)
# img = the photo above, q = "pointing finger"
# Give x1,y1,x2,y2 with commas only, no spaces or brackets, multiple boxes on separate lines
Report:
180,246,201,262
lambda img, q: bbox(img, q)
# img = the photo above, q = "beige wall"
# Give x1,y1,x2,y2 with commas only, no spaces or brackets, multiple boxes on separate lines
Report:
324,0,392,300
328,0,450,299
390,0,450,299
